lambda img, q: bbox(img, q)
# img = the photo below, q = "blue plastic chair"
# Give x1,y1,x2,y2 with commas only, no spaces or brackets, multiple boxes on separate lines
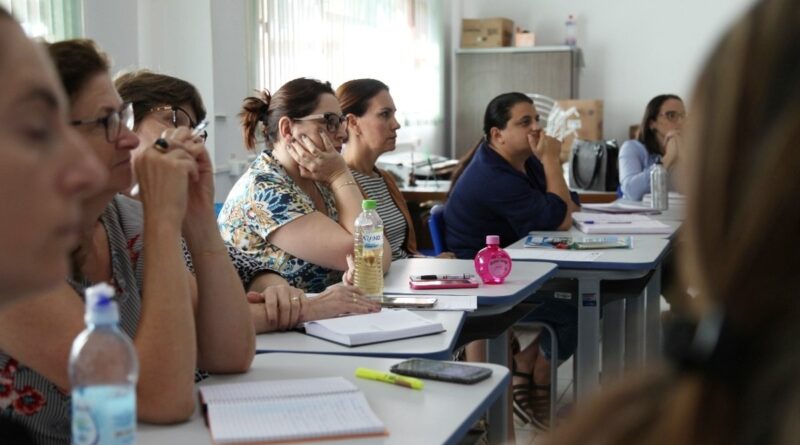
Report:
428,204,447,255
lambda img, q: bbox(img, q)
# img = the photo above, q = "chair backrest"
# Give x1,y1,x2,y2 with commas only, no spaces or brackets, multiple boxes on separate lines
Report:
428,204,447,255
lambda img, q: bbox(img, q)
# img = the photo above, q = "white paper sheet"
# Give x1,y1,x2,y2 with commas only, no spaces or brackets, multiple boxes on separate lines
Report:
507,248,602,262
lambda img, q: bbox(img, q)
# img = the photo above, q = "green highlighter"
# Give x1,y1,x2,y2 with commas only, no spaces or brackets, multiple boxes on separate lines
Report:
355,367,425,390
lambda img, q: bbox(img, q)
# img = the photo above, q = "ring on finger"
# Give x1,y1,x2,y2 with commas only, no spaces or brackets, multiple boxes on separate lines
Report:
351,292,357,303
291,296,300,302
153,138,169,152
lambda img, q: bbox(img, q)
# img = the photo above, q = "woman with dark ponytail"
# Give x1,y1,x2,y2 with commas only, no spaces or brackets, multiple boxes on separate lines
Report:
219,78,382,324
445,92,580,429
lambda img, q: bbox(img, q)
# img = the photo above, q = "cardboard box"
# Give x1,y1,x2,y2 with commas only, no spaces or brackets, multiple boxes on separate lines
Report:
554,99,604,163
514,27,536,47
461,18,513,48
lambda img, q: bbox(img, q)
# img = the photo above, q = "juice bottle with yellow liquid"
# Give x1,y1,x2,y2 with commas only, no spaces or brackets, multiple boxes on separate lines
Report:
353,199,384,300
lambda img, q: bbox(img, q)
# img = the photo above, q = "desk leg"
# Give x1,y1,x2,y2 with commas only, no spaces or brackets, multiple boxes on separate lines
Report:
625,290,646,371
601,299,625,384
487,330,509,444
644,265,662,363
575,277,601,401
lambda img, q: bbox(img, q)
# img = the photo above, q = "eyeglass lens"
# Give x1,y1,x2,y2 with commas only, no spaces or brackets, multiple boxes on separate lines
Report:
173,108,195,129
106,103,134,142
324,113,346,132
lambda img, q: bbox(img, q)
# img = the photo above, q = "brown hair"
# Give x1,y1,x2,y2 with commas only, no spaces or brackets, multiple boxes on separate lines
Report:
240,77,334,151
46,39,110,102
115,69,206,128
636,94,683,156
547,0,800,444
448,92,532,196
0,5,11,20
336,78,389,117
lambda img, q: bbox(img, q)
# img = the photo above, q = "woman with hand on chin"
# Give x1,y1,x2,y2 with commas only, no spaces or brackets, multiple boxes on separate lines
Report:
445,92,580,430
219,78,382,331
619,94,686,201
336,78,454,259
0,39,254,443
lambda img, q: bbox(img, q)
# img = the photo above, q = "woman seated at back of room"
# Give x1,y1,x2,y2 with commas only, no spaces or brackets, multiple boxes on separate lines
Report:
0,11,106,443
337,78,454,259
445,92,580,428
0,39,256,443
116,71,378,333
619,94,686,201
218,78,384,318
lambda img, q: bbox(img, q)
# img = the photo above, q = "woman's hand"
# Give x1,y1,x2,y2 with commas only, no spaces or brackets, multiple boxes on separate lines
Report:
342,254,355,286
662,130,682,169
246,285,304,331
436,251,457,259
134,128,200,228
286,130,349,185
302,284,381,322
528,131,561,162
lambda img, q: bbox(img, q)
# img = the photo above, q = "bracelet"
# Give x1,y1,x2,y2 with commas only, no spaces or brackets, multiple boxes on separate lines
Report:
333,180,358,192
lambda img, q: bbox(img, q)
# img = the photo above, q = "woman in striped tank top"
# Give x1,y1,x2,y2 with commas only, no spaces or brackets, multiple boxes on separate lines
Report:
337,79,454,260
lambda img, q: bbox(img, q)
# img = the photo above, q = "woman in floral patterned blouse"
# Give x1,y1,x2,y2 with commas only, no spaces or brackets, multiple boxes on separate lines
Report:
219,78,391,296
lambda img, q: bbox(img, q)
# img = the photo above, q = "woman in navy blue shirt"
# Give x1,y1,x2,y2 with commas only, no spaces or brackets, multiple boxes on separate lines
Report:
445,92,579,429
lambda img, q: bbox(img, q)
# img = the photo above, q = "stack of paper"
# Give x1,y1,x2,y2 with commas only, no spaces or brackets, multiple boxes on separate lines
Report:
572,212,672,234
199,377,386,444
304,309,445,346
581,201,661,214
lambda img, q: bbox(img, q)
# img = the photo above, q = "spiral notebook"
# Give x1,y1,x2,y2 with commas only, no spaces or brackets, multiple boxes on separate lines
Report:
199,376,386,444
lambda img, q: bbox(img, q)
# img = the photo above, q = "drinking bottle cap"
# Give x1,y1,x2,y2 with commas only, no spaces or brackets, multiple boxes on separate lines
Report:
362,199,377,210
486,235,500,245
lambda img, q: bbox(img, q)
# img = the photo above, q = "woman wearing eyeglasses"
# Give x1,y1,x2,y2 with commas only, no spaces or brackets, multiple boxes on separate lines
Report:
0,39,255,442
114,70,208,198
619,94,686,201
219,77,384,313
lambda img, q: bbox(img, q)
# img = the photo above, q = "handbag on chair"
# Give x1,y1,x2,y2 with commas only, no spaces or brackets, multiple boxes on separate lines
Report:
568,139,620,191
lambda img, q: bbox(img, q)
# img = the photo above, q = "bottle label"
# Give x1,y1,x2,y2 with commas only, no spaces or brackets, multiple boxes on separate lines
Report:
362,230,383,252
488,257,511,277
72,385,136,445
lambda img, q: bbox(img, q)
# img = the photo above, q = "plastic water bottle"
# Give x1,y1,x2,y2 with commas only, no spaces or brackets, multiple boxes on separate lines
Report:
354,199,384,299
474,235,513,284
70,283,138,445
565,14,577,46
650,159,669,210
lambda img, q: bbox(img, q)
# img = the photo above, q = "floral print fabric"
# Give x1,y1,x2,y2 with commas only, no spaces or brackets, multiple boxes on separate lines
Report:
219,150,343,293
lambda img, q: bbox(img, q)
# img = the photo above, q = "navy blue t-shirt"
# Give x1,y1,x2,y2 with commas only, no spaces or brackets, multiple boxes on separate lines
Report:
445,142,579,259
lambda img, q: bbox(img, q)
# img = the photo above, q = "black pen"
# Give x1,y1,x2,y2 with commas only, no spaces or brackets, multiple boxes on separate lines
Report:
411,274,473,281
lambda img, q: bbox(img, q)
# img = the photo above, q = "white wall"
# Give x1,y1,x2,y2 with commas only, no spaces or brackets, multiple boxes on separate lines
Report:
82,0,251,202
456,0,756,142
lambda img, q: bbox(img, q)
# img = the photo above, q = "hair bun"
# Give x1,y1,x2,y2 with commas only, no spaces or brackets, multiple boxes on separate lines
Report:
257,90,271,123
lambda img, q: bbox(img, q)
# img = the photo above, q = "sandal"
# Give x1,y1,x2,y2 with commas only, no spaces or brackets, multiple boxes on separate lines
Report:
511,362,551,430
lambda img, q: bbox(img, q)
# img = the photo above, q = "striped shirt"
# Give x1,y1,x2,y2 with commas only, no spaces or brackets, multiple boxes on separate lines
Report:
351,170,410,261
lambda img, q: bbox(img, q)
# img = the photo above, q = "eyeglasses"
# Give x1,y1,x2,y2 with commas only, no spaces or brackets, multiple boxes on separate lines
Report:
148,105,208,141
71,102,134,143
659,111,686,123
293,112,348,133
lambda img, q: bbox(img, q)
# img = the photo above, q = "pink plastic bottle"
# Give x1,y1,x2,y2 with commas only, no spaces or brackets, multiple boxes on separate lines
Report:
474,235,512,284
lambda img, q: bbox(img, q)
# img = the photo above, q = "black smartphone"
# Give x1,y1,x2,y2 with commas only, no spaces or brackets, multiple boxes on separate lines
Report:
390,358,492,384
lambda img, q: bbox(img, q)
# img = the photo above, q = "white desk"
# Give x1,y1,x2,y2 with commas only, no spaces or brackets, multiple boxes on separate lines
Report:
255,311,465,360
381,258,557,443
508,231,672,401
138,353,509,445
382,258,557,307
